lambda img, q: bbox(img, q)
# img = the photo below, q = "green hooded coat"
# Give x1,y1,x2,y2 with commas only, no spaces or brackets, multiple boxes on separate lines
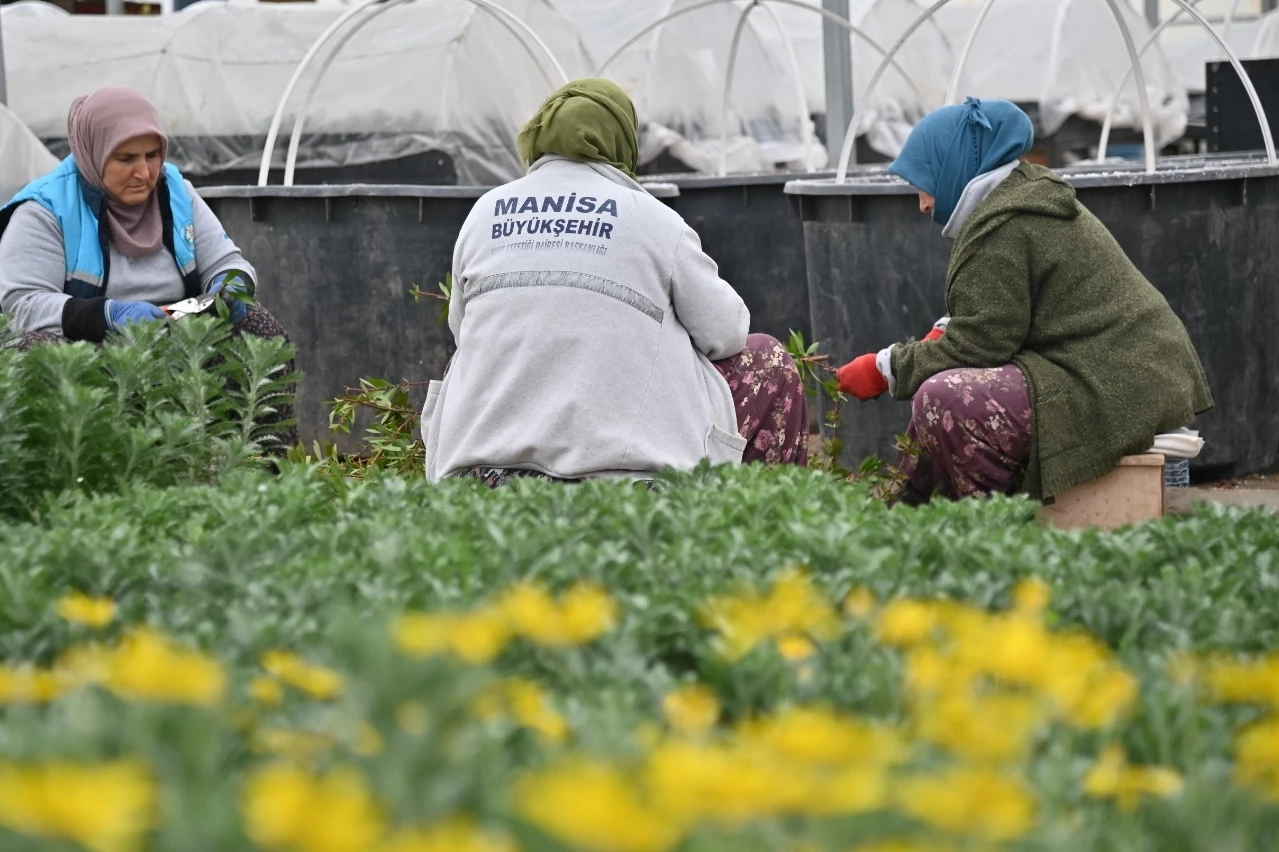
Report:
891,163,1214,500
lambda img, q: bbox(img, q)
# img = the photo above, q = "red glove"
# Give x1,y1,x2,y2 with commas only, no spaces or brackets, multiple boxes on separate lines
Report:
837,353,889,400
923,326,946,342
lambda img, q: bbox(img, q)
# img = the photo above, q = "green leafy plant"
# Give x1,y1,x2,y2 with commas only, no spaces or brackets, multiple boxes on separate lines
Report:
786,329,851,477
289,377,428,482
0,466,1278,850
291,277,454,482
409,274,453,327
0,315,296,521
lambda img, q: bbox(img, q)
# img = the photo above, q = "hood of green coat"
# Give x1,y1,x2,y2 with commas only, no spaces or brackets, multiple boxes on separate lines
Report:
950,163,1079,268
977,163,1080,223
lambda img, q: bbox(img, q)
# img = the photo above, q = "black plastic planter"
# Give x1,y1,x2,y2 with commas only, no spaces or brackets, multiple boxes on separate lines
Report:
652,171,829,345
202,182,680,448
787,155,1279,478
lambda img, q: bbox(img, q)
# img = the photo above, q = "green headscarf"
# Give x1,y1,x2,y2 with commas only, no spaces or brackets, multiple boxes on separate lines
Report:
516,78,640,180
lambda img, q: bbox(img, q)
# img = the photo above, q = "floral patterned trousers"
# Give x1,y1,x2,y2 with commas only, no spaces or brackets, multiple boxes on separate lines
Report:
461,333,809,487
899,365,1033,501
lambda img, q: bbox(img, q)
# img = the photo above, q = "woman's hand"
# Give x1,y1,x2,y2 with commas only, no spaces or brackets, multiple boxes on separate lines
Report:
837,353,889,401
924,316,949,342
207,271,253,326
104,299,168,332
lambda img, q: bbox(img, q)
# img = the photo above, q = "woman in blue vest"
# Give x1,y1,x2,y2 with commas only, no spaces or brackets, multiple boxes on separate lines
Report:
0,85,296,445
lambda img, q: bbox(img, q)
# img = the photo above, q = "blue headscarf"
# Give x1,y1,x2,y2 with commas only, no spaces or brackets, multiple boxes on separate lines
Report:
888,97,1036,227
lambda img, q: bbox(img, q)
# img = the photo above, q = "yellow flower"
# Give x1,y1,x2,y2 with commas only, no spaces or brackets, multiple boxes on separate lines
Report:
1012,578,1052,616
662,684,720,734
913,690,1046,763
902,647,975,698
104,629,226,707
1233,718,1279,799
0,759,157,852
644,739,791,823
852,841,958,852
798,765,889,816
1053,664,1140,729
896,766,1036,841
700,568,840,660
378,817,518,852
949,612,1056,687
1202,654,1279,707
643,736,887,823
55,643,114,689
777,634,817,662
496,582,618,648
261,650,344,700
250,676,285,708
558,582,620,644
1167,652,1199,688
1083,746,1184,811
393,609,511,664
0,666,62,704
251,728,336,761
735,706,908,769
476,679,569,745
397,701,431,736
242,764,386,852
354,722,385,757
516,759,685,852
874,600,944,647
844,586,877,619
55,593,118,629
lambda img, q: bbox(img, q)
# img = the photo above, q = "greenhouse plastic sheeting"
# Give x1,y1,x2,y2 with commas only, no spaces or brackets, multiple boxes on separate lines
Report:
1,0,595,184
934,0,1188,146
0,0,69,17
752,0,957,158
1163,15,1265,93
0,104,59,206
553,0,827,173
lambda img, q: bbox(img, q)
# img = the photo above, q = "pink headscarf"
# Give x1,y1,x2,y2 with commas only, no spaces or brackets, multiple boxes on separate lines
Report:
67,86,169,258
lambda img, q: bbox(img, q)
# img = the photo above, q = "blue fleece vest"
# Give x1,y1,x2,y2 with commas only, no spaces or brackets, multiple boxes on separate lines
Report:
0,156,199,299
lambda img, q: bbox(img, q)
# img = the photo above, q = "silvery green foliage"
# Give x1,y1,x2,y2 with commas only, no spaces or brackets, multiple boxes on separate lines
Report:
0,315,295,520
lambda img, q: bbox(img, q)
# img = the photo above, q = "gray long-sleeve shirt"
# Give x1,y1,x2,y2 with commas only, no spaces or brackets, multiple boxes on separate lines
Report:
0,181,255,335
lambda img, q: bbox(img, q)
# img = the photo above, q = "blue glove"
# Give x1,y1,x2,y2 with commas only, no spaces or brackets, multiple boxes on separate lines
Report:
207,271,253,326
104,299,167,332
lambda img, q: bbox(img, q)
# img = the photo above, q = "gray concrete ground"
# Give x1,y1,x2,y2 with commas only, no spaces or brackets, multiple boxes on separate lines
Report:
1165,474,1279,516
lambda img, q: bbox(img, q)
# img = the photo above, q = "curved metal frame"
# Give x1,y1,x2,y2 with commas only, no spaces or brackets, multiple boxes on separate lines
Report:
944,0,997,105
260,0,567,186
834,0,948,181
257,0,385,187
1223,0,1243,42
1257,9,1279,53
1099,0,1156,172
1097,0,1203,161
756,1,816,172
1161,0,1275,163
836,0,1159,180
282,0,565,185
1099,0,1275,166
595,0,931,178
719,1,761,177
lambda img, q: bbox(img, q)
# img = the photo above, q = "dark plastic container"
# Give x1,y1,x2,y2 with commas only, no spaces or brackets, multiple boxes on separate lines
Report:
201,182,680,448
651,171,827,345
201,184,486,449
786,155,1279,478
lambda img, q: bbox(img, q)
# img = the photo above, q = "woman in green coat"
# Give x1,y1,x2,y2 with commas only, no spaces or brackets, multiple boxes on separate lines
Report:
835,98,1213,503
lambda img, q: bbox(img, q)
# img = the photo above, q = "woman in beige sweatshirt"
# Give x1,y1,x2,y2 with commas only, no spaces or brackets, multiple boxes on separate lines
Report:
424,79,809,485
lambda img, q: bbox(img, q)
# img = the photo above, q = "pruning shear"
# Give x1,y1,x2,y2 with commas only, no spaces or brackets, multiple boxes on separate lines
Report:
163,293,219,320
